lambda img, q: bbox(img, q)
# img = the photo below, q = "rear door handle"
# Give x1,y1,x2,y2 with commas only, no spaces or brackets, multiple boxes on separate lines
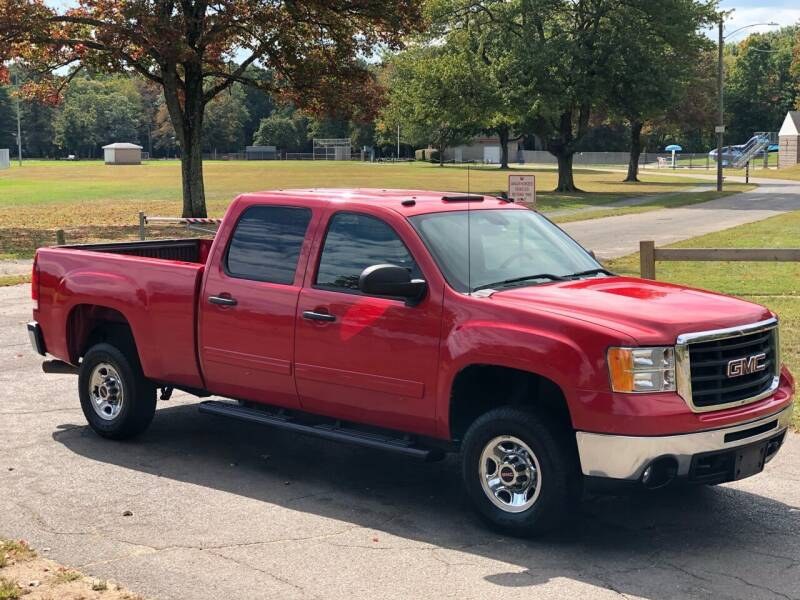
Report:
208,295,238,307
302,310,336,322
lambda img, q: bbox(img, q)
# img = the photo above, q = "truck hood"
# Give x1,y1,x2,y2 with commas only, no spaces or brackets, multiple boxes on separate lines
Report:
490,276,772,345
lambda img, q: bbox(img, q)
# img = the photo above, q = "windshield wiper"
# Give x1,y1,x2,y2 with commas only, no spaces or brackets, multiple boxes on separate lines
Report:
565,268,614,279
472,273,567,292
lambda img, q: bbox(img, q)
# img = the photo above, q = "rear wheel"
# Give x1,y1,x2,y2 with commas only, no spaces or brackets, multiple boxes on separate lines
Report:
461,407,581,536
79,342,156,440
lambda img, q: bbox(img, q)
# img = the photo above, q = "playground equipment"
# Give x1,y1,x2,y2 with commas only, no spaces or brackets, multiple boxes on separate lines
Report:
710,132,776,168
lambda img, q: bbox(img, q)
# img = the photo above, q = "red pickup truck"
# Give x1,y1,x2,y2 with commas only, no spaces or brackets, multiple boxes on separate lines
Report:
28,189,795,535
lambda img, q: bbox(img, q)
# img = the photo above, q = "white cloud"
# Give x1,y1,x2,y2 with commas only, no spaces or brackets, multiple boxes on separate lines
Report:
705,7,800,39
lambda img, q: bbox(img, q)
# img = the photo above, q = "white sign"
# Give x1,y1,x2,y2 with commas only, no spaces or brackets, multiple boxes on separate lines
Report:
508,174,536,209
715,125,726,133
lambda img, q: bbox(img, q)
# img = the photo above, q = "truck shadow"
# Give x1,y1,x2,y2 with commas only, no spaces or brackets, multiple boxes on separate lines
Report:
54,402,799,599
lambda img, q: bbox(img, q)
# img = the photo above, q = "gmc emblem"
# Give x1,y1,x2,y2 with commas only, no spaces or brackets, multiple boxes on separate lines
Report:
726,353,767,378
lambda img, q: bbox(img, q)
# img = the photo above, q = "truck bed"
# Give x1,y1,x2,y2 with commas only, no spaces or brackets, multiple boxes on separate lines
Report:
33,238,213,389
60,238,214,264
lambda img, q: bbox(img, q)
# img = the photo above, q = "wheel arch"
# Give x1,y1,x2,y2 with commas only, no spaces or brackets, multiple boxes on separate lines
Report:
66,303,139,365
448,364,573,441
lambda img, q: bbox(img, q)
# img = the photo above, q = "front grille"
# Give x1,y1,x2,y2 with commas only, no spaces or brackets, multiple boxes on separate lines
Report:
687,327,777,409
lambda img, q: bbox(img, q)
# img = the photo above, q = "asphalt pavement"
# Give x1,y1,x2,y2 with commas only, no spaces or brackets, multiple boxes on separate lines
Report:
561,177,800,259
1,283,799,600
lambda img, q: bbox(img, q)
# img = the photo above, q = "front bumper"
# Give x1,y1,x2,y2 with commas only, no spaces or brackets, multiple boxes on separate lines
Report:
27,321,46,356
576,403,793,481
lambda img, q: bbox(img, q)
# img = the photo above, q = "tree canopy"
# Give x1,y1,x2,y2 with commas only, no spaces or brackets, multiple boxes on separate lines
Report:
0,0,423,216
380,45,488,165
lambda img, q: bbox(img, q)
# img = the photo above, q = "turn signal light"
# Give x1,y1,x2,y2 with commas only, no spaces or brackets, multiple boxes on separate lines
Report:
608,346,676,393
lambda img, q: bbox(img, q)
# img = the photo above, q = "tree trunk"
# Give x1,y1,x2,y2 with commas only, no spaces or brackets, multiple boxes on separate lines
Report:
547,111,581,192
555,152,578,191
498,126,510,169
163,67,208,218
625,121,643,183
438,142,445,166
180,122,207,217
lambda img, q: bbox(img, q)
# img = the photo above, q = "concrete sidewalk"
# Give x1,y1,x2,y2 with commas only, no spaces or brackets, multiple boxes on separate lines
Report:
1,284,799,600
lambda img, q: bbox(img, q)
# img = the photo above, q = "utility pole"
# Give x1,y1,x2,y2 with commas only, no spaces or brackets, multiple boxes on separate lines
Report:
12,71,22,166
716,18,723,192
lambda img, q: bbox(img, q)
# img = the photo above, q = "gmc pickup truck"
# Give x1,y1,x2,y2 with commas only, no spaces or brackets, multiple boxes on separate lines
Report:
28,189,795,535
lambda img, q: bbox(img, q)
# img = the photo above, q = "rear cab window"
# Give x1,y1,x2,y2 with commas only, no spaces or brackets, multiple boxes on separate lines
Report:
226,205,312,284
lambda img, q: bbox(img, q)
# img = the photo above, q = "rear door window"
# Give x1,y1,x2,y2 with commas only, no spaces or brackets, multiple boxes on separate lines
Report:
226,206,312,284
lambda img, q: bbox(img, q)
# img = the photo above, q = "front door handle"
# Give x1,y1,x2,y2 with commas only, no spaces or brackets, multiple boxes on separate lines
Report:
208,295,238,307
302,310,336,322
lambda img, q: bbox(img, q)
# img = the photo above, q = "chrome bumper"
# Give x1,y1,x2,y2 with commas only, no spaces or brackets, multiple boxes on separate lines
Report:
27,321,46,356
576,404,794,480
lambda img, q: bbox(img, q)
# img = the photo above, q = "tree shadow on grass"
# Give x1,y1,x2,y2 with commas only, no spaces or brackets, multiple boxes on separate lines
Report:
54,402,800,600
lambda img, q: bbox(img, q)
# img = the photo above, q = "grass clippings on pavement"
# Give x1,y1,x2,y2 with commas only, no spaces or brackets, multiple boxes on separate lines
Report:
0,539,145,600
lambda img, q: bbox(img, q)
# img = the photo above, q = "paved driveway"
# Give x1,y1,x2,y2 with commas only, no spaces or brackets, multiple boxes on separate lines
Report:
562,178,800,259
1,284,798,600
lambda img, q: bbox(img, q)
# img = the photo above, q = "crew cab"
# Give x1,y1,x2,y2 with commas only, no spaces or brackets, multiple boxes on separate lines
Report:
28,189,795,535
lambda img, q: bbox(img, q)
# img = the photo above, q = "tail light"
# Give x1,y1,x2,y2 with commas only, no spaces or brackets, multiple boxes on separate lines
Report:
31,253,40,310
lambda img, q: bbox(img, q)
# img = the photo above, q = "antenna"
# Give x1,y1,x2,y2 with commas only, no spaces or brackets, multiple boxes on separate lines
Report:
467,161,472,294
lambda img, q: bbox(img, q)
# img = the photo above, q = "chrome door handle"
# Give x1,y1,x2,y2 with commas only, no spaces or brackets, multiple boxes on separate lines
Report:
208,295,237,307
302,310,336,322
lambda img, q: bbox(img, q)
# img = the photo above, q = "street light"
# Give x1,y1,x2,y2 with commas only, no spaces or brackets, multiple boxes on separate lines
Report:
716,20,778,191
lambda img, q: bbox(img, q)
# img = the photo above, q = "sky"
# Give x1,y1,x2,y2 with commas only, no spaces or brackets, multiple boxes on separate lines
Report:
716,0,800,39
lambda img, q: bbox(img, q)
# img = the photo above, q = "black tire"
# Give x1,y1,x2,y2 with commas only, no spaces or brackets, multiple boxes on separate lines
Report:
461,407,581,536
78,342,156,440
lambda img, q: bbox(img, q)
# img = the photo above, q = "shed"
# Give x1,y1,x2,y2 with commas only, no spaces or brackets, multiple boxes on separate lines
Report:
778,111,800,168
103,142,143,165
0,149,9,170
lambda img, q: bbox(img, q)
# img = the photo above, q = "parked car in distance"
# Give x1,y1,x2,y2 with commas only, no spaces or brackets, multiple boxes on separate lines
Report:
28,189,795,535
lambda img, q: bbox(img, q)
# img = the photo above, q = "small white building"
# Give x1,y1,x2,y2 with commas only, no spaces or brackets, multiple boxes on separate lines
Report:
778,111,800,168
102,142,143,165
0,149,9,170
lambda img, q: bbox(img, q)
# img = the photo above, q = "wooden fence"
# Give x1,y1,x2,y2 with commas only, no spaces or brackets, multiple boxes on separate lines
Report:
639,240,800,279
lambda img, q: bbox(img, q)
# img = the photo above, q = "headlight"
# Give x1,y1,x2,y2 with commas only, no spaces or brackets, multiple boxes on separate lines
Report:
608,347,676,393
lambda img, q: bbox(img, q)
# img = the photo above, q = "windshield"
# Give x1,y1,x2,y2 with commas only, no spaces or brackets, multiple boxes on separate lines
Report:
409,208,603,293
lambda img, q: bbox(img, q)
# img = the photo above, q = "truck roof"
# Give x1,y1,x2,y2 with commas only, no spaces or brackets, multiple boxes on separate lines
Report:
237,188,524,216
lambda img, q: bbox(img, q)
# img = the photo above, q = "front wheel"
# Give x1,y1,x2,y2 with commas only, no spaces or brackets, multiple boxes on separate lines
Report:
461,407,581,536
78,342,156,440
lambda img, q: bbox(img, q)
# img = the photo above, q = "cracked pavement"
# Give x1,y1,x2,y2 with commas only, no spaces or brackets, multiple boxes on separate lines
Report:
1,283,798,600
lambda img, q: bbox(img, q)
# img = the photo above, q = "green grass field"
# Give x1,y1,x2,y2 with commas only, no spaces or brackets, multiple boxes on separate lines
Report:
727,163,800,181
607,211,800,429
0,159,720,258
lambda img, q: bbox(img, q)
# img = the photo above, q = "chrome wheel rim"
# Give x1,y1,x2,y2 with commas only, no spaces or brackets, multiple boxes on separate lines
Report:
479,435,541,513
88,362,124,421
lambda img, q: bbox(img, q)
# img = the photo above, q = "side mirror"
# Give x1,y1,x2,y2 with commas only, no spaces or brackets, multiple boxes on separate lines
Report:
358,264,427,304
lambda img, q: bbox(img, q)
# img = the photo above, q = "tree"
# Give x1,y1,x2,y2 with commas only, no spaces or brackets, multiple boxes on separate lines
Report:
426,0,717,191
0,0,423,216
203,86,249,153
380,45,487,165
0,86,15,150
253,114,305,152
54,76,144,157
726,26,799,144
793,29,800,110
601,1,714,181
